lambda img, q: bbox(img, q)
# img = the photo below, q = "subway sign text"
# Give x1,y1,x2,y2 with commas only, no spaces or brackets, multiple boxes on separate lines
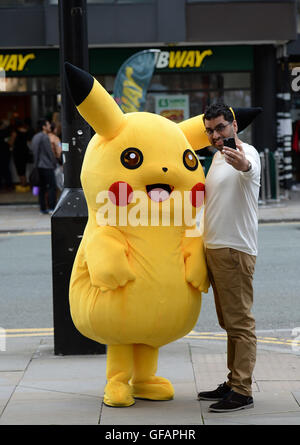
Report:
0,53,36,72
155,49,213,69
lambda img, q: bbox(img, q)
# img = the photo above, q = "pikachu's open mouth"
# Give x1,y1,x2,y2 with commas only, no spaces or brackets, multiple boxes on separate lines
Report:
146,184,174,202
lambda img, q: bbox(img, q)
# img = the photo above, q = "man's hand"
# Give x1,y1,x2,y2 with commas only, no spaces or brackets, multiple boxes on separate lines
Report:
222,142,250,172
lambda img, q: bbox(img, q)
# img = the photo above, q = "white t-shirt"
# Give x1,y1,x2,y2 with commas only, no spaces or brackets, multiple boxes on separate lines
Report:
203,142,261,256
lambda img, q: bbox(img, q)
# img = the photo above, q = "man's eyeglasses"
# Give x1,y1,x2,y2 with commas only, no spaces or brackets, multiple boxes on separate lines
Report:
204,122,231,136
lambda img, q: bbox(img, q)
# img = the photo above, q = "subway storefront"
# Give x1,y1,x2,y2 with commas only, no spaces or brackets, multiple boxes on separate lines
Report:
0,45,253,141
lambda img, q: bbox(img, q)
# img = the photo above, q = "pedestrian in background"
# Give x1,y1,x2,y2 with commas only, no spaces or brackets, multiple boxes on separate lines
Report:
0,119,13,191
31,118,57,215
49,122,62,162
10,118,31,192
49,121,64,193
198,103,260,413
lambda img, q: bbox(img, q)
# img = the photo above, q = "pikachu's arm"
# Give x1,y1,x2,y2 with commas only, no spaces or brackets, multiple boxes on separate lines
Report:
85,226,135,292
182,234,210,293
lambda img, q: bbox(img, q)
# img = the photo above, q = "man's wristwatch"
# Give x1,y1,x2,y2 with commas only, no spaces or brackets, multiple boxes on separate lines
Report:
245,160,252,172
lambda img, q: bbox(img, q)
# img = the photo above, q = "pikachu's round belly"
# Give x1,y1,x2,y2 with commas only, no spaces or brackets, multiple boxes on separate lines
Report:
69,251,201,348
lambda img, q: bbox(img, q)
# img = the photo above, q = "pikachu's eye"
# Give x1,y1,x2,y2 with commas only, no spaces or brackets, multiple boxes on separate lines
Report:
121,147,144,170
183,149,198,171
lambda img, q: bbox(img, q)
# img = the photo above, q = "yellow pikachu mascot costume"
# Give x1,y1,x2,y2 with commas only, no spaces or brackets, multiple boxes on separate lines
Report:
66,62,210,407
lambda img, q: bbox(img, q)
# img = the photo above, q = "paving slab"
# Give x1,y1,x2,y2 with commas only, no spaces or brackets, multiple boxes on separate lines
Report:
21,346,106,396
203,412,300,425
292,391,300,406
0,340,105,425
254,352,300,380
0,337,41,372
0,371,24,416
0,386,101,425
257,381,300,392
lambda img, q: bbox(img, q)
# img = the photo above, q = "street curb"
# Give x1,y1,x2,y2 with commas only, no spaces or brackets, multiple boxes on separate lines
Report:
258,219,300,224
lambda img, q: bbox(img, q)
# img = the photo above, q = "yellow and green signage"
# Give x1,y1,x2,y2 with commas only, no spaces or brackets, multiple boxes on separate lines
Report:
155,49,213,69
0,46,253,77
0,53,36,72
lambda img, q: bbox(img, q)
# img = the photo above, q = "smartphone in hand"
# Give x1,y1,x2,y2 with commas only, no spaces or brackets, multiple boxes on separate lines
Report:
223,137,237,150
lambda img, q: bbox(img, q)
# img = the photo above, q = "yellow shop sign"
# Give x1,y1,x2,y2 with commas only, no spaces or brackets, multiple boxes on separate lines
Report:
0,53,36,72
155,49,213,69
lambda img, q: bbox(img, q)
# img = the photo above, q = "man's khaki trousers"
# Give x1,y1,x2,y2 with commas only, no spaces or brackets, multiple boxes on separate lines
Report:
206,247,257,396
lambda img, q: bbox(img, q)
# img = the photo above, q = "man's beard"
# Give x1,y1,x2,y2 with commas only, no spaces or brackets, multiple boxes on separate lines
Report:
212,137,224,151
212,129,235,151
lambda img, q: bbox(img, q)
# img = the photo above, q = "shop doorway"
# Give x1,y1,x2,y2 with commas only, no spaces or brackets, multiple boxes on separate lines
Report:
0,88,60,204
0,95,31,123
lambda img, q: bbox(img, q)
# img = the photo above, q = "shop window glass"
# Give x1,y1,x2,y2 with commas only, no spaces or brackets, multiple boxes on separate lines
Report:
4,78,28,92
147,72,250,112
48,0,114,3
48,0,153,3
146,71,252,143
95,75,115,92
150,73,221,92
223,72,251,89
2,77,60,93
0,0,43,6
116,0,154,3
186,0,260,2
223,89,252,143
87,0,114,2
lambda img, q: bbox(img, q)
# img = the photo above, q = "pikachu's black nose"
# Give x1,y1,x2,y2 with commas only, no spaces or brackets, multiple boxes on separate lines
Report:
162,167,168,172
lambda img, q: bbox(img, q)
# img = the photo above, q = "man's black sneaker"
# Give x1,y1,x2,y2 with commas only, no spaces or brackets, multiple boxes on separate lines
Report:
209,390,254,412
197,382,231,401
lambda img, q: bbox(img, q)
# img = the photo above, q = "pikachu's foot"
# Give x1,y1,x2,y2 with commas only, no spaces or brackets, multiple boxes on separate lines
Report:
131,376,174,401
104,381,135,407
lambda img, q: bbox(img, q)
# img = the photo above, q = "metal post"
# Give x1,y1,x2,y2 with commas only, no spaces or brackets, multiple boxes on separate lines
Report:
51,0,105,355
276,54,293,191
274,150,281,202
259,151,266,205
264,148,272,202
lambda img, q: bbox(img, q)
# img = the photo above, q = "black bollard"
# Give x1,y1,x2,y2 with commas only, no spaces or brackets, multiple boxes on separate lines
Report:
51,0,105,355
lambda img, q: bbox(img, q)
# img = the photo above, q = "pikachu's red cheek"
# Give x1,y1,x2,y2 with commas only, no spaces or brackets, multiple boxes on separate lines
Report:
190,183,205,208
108,181,133,206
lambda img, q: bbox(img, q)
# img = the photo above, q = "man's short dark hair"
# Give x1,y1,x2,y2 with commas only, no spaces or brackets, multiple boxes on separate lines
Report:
203,102,234,123
37,118,48,132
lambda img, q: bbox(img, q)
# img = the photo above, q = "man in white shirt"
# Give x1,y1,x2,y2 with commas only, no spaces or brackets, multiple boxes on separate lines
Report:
197,103,260,412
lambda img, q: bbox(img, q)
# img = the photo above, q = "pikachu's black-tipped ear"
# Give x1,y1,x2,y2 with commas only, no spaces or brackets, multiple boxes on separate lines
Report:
232,107,262,133
64,62,125,139
65,62,94,106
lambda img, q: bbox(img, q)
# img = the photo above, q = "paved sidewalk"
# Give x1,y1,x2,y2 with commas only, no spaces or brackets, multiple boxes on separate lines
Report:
0,335,299,426
258,190,300,223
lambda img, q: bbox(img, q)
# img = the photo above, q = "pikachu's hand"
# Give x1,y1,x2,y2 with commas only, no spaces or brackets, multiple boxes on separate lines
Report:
186,269,210,293
93,260,136,292
85,226,136,291
182,235,210,293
